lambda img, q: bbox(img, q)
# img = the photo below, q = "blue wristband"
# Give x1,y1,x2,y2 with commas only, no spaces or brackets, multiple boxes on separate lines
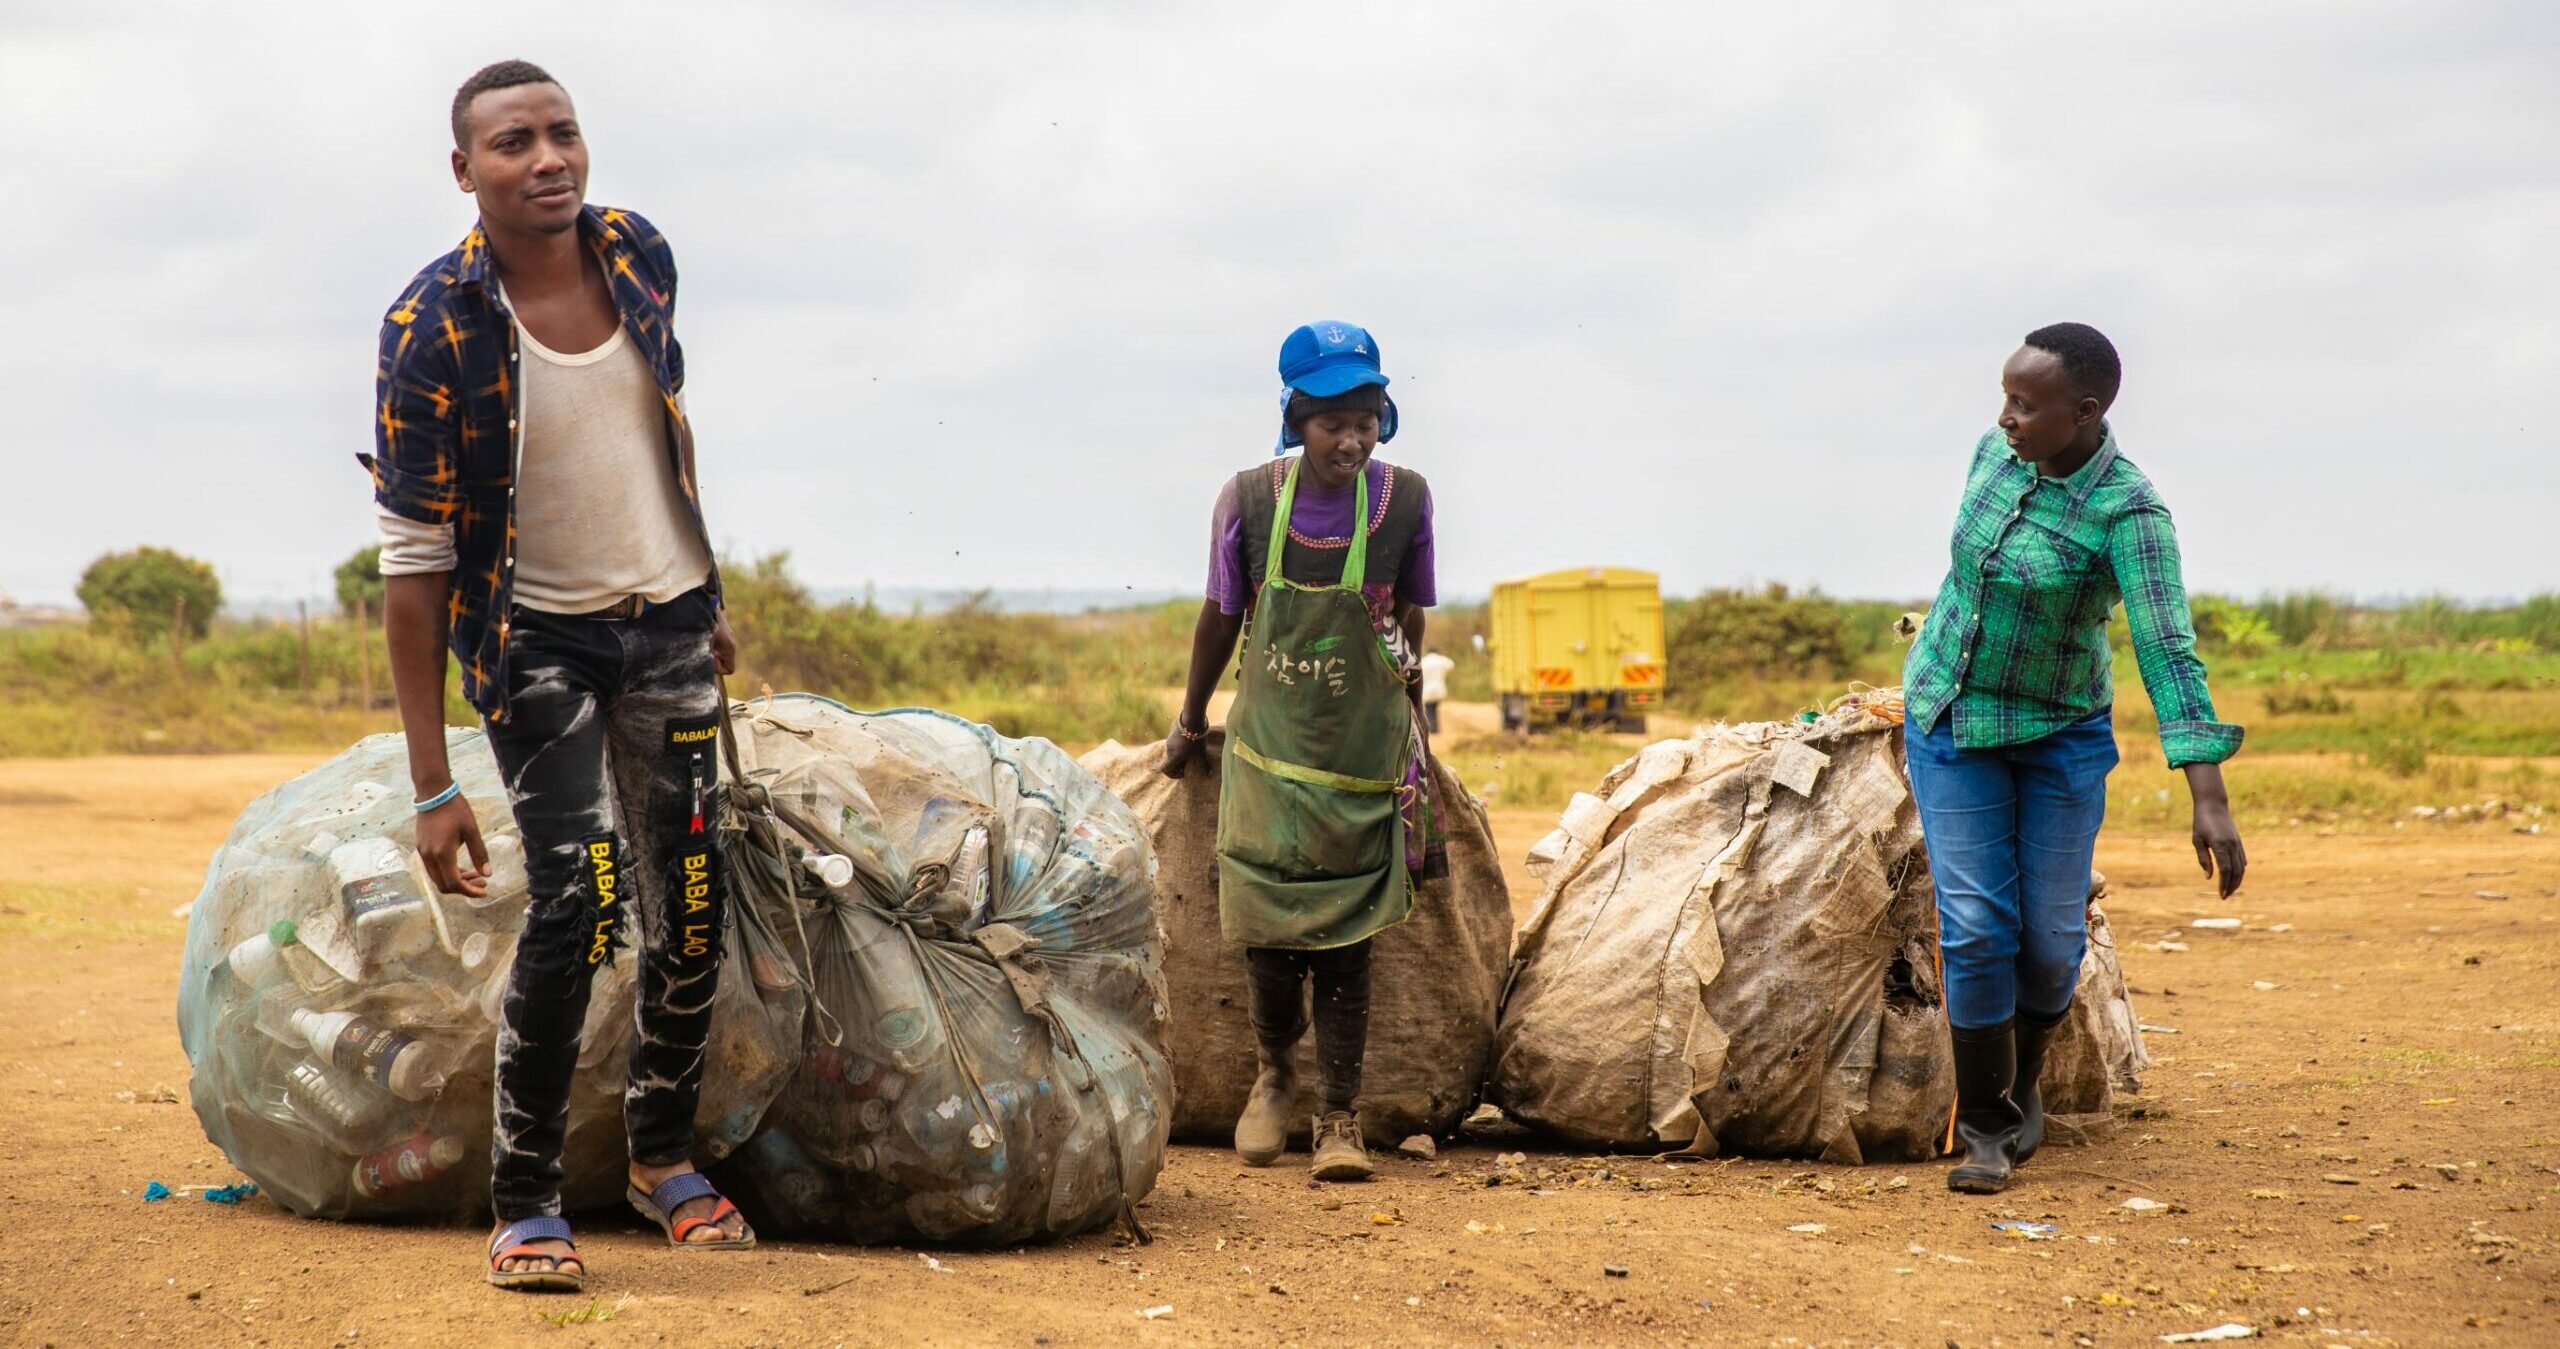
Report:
413,783,461,813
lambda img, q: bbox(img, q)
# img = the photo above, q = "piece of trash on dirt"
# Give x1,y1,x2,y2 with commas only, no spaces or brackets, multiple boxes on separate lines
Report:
2419,1097,2456,1106
2190,917,2242,930
919,1254,953,1273
2322,1174,2361,1185
1785,1222,1826,1234
1138,1304,1173,1320
2432,1162,2461,1180
1602,1264,1628,1278
2251,981,2281,991
1397,1134,1436,1160
1369,1209,1403,1225
141,1180,171,1202
2248,1189,2288,1200
201,1181,258,1205
2159,1324,2256,1343
2267,923,2294,933
2474,891,2509,901
2122,1197,2169,1212
2156,940,2191,953
2139,1023,2182,1035
1992,1220,2058,1239
1464,1220,1505,1236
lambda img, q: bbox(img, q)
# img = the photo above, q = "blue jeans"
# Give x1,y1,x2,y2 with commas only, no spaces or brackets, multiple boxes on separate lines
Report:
1905,708,2117,1031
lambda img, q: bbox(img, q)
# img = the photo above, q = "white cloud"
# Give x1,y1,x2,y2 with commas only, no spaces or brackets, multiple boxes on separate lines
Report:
2,0,2553,608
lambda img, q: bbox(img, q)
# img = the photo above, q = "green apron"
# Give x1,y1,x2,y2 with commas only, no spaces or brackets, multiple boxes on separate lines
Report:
1217,458,1416,949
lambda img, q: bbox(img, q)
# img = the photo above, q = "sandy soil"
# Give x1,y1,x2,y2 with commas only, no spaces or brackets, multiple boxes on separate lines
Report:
3,750,2555,1348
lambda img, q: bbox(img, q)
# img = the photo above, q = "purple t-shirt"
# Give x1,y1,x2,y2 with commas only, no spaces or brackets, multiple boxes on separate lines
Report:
1206,458,1436,623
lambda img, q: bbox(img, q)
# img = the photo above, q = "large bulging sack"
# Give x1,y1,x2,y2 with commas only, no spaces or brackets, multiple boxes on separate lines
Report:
179,695,1170,1245
177,727,803,1220
1491,697,2147,1161
1081,730,1511,1143
708,697,1170,1245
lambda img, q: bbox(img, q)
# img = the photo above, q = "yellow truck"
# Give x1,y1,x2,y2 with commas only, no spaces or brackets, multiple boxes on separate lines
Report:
1489,566,1666,733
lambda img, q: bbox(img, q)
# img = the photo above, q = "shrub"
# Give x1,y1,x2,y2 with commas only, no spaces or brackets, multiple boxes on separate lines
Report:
1667,584,1851,686
77,546,222,642
334,545,384,618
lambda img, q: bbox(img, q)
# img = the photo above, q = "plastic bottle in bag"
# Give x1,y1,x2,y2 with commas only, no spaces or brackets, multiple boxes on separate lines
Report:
224,927,284,987
270,919,349,994
329,838,436,962
289,1008,444,1101
351,1132,466,1198
284,1058,387,1148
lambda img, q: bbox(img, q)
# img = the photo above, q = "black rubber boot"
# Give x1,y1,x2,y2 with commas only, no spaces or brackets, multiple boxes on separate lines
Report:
1946,1019,2023,1194
2012,1004,2069,1164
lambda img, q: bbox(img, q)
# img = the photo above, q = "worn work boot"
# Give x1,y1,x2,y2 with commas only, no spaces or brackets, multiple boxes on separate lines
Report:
1946,1019,2024,1195
2012,1005,2068,1164
1234,1055,1297,1167
1309,1111,1374,1182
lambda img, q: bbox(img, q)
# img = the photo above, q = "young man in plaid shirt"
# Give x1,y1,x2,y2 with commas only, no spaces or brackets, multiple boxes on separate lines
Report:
369,59,752,1289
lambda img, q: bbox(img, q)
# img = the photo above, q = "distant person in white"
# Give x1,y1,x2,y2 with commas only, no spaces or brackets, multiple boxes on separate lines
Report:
1418,647,1455,735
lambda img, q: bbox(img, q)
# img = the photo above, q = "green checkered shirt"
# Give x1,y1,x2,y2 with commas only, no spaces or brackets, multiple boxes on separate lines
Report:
1904,426,2243,768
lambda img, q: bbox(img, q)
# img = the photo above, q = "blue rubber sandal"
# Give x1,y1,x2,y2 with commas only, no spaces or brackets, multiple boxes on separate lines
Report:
627,1170,755,1251
487,1216,584,1292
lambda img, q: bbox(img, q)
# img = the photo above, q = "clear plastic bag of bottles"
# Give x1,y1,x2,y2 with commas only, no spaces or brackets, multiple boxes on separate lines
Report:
176,726,805,1220
708,696,1171,1245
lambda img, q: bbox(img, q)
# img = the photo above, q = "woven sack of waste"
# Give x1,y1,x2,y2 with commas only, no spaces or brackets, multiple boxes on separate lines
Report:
714,696,1170,1245
1081,729,1511,1144
1490,692,2146,1160
177,727,804,1220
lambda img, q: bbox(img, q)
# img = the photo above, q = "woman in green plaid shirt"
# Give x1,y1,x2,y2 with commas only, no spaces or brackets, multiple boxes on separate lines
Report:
1904,323,2247,1195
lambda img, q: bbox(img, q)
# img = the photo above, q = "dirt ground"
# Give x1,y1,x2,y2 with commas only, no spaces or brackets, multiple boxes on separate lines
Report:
3,745,2555,1348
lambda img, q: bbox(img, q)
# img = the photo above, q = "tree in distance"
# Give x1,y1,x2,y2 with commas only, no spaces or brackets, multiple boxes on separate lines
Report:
77,546,222,643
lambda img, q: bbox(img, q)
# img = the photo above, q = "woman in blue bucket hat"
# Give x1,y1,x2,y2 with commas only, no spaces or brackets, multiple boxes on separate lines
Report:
1162,321,1442,1183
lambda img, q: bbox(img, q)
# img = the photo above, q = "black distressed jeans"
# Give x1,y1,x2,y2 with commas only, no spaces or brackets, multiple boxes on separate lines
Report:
483,589,726,1221
1244,941,1374,1115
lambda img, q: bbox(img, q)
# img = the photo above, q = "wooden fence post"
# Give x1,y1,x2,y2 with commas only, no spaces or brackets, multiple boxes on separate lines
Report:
357,595,373,711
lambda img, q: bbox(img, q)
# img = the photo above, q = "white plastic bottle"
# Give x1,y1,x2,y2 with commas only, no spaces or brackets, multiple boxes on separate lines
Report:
329,838,435,961
290,1007,443,1101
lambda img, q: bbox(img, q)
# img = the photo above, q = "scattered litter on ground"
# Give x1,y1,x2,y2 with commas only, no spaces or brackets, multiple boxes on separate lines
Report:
201,1181,258,1204
1992,1220,2058,1239
1602,1263,1628,1277
141,1180,171,1201
2141,1024,2182,1035
919,1254,952,1273
1786,1222,1827,1234
2267,923,2295,933
1369,1209,1403,1225
2252,981,2282,991
1138,1304,1173,1320
2122,1196,2169,1211
2191,918,2242,930
1464,1220,1505,1236
2157,940,2192,953
2160,1324,2256,1343
2474,891,2509,901
2322,1174,2360,1185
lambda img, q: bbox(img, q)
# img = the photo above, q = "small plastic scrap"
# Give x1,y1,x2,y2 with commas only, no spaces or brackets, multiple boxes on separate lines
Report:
2122,1197,2169,1212
2159,1325,2255,1343
1992,1219,2058,1239
141,1180,172,1202
202,1182,258,1205
1138,1305,1173,1320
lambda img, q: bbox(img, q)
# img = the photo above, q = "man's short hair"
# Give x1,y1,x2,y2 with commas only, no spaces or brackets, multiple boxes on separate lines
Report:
1285,384,1389,429
2022,322,2122,409
451,59,563,149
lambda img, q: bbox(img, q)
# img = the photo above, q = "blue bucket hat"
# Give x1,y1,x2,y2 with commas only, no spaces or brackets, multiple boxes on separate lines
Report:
1276,320,1399,453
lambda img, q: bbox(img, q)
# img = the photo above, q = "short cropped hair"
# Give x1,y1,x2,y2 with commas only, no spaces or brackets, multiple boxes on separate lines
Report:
1285,384,1390,429
451,60,563,149
2022,322,2122,409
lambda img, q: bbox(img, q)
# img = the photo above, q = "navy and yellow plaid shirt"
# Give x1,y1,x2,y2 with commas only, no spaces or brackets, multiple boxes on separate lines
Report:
1904,427,2243,768
361,204,716,720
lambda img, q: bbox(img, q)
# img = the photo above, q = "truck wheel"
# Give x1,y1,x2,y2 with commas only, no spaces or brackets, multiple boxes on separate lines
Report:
1500,695,1526,734
1614,713,1648,735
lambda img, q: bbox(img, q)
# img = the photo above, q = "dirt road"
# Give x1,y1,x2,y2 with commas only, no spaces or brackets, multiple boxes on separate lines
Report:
3,753,2554,1347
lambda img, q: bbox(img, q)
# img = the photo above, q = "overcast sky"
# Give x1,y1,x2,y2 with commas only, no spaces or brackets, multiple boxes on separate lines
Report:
3,0,2553,610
